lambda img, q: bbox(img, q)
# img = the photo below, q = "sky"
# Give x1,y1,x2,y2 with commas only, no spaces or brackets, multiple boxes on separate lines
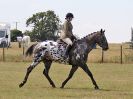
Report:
0,0,133,43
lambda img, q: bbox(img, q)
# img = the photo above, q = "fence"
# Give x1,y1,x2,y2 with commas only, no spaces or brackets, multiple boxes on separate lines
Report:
88,43,133,63
0,42,133,63
0,42,31,62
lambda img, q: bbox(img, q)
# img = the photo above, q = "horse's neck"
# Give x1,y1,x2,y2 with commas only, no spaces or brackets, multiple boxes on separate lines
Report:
83,34,96,52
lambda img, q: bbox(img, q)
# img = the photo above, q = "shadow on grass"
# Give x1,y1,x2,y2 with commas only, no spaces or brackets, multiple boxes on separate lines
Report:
22,85,133,93
58,87,133,92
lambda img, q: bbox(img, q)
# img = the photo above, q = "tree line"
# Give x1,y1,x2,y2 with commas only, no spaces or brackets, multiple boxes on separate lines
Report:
11,10,61,42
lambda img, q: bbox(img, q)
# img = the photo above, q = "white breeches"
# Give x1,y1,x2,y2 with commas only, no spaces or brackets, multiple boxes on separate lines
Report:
62,38,72,45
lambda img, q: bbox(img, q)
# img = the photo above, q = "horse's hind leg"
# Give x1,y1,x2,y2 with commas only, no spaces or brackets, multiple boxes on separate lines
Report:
43,60,56,88
60,66,78,88
80,64,99,89
19,61,40,88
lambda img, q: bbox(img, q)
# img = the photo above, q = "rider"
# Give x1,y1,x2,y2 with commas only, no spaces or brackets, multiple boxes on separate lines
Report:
60,13,76,58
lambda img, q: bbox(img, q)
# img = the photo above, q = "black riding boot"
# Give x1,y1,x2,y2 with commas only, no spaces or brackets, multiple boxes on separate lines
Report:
64,45,72,59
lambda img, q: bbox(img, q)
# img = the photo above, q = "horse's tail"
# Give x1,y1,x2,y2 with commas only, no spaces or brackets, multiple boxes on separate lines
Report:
25,43,37,57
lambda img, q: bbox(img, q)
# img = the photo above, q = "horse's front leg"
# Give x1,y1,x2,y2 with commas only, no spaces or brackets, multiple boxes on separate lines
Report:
60,66,78,88
19,61,40,88
80,63,99,90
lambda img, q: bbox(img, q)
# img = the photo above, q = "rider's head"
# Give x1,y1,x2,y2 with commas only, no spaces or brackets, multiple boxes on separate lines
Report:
65,13,74,21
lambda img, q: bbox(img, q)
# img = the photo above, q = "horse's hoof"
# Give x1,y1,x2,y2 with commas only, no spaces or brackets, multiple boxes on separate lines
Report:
19,83,24,88
95,86,99,90
52,85,56,88
60,86,64,89
52,86,56,88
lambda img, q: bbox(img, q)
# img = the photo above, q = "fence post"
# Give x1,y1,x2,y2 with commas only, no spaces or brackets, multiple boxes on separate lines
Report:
19,42,21,48
120,45,123,64
23,46,25,56
2,43,5,62
22,45,25,62
101,49,104,63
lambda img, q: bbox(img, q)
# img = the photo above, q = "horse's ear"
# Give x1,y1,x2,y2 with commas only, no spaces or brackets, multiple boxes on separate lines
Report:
100,29,103,33
100,29,105,34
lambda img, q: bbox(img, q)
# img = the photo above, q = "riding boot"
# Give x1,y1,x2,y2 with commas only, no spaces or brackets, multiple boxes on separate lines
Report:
64,45,72,59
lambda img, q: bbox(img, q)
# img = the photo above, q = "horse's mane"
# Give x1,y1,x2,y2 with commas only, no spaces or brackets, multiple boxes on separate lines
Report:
76,32,97,42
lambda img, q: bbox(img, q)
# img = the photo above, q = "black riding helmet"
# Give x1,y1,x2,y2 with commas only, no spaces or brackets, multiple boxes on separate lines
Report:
65,13,74,19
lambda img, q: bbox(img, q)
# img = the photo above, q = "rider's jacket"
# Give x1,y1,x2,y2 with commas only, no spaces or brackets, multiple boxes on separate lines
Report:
60,20,73,39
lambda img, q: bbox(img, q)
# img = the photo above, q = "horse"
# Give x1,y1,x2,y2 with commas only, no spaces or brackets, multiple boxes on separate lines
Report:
22,35,31,48
19,29,109,89
17,35,31,48
17,36,22,48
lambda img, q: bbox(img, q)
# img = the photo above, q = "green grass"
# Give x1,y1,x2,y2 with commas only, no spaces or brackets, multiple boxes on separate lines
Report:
0,62,133,99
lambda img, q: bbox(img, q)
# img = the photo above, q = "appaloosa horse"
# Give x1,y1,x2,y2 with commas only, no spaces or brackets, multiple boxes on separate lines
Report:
19,29,108,89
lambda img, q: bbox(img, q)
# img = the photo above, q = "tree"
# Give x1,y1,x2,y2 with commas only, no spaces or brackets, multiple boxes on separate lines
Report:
11,29,22,42
26,10,61,41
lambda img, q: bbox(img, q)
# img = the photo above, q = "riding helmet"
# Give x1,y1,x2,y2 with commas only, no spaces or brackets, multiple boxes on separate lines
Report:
65,13,74,18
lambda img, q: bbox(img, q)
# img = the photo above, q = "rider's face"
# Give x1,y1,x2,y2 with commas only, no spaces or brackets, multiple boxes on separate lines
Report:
67,17,73,21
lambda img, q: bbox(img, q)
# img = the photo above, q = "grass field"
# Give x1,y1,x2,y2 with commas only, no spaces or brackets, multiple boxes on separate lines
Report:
0,62,133,99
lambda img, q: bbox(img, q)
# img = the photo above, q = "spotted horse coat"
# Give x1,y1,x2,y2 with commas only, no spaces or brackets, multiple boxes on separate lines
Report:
32,40,70,64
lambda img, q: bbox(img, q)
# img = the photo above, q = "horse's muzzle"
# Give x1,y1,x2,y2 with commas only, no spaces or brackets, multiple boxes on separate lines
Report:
103,47,109,51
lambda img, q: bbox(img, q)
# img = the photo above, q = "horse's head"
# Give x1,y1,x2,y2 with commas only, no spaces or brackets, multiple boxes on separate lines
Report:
96,29,109,51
